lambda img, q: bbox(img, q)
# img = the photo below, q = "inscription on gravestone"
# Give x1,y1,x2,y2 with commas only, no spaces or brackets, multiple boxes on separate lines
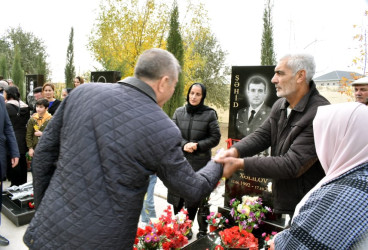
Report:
224,66,278,209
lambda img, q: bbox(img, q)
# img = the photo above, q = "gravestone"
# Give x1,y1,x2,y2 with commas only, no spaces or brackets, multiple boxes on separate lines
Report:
219,66,290,232
224,66,277,209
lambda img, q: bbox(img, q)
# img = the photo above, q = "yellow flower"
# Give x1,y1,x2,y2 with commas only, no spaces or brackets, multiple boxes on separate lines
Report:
33,125,40,131
237,204,250,216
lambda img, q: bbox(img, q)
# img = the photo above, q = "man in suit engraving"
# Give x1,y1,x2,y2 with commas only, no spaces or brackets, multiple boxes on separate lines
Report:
236,75,271,139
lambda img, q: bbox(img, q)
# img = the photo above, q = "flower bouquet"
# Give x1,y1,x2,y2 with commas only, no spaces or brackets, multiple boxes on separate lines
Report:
206,212,229,232
216,226,258,250
229,195,272,232
134,206,192,250
262,231,277,249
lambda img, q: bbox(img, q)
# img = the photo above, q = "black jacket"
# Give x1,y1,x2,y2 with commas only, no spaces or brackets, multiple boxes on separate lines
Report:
6,102,30,154
234,81,330,214
47,99,61,115
167,105,220,206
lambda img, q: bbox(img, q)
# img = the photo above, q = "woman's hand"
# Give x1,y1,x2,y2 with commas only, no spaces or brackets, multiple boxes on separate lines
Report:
183,142,198,153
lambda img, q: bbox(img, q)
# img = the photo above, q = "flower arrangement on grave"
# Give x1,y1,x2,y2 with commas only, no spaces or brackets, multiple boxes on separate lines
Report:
133,206,192,250
215,225,258,249
229,195,272,232
262,231,278,249
206,212,228,231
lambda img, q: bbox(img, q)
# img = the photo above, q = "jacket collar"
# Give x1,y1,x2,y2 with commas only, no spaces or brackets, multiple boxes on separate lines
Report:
280,80,318,112
118,77,157,104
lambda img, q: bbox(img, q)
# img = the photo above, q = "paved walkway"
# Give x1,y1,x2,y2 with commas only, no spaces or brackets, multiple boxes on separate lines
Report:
1,174,225,249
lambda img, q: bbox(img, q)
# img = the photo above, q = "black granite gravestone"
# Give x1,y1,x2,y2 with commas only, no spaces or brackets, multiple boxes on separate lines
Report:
225,66,277,209
221,66,291,232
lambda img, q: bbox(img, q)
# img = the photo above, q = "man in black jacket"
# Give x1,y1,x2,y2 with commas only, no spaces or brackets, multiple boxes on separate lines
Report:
216,53,330,220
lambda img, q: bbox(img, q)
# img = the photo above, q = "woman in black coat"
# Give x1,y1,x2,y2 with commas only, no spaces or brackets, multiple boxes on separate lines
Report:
167,83,221,239
4,86,30,186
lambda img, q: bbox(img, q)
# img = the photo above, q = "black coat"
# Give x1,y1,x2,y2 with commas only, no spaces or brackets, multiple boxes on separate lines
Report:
47,99,61,115
6,102,30,154
0,96,19,180
23,78,223,249
167,105,221,206
233,81,329,214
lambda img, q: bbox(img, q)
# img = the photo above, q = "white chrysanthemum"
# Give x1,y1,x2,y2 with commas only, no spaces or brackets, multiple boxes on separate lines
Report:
176,212,187,224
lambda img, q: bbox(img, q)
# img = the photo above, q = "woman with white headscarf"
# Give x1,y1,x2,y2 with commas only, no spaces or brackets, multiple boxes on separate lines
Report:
271,102,368,249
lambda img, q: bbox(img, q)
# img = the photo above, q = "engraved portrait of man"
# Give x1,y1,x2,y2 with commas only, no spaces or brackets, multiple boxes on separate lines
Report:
235,75,271,138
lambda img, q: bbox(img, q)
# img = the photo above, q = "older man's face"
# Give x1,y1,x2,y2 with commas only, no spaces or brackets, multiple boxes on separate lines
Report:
354,84,368,104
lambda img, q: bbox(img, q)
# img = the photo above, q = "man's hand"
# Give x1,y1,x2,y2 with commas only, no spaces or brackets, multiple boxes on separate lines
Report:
214,147,239,161
218,157,244,179
11,157,19,168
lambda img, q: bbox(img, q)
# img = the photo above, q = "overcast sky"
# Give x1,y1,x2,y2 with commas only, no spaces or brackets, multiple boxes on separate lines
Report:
1,0,367,82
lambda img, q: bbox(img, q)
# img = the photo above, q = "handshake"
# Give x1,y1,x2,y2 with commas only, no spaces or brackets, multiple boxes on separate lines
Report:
213,148,244,179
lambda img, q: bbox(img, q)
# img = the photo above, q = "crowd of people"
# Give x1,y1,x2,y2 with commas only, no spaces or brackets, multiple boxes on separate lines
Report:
0,76,84,246
0,48,367,249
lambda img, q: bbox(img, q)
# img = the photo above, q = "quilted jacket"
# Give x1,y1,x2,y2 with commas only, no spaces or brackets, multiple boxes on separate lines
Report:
233,81,329,214
23,77,223,249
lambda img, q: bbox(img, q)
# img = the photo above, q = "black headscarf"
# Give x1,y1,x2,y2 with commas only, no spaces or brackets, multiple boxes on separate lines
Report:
185,83,211,114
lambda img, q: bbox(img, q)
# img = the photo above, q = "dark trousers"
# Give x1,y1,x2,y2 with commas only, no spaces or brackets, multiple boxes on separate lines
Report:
173,196,210,233
7,154,27,186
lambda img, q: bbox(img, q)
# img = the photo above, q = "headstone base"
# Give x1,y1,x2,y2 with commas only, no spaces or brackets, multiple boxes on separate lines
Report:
2,193,35,227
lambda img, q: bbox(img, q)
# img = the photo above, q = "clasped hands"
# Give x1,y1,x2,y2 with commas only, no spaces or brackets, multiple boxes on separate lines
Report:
214,148,244,179
183,142,198,153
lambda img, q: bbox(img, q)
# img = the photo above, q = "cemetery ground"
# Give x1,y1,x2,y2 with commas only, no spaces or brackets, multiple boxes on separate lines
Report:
0,86,349,249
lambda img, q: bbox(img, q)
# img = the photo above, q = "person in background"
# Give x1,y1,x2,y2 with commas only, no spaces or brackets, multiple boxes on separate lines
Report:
23,48,224,249
4,86,30,186
42,83,61,115
33,87,43,101
167,82,221,239
271,102,368,249
140,174,157,226
26,98,52,159
6,79,15,86
30,87,43,114
351,76,368,105
0,80,9,95
216,53,330,220
0,94,19,246
74,76,84,87
61,88,72,100
236,75,271,139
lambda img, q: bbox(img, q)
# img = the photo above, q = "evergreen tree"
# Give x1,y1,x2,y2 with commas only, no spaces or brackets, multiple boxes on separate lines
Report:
0,54,7,79
65,27,75,88
163,1,184,118
2,27,49,80
36,52,47,76
261,0,276,66
12,44,25,100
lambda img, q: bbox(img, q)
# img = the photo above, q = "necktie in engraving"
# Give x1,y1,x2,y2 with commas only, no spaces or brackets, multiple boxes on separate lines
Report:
248,110,256,123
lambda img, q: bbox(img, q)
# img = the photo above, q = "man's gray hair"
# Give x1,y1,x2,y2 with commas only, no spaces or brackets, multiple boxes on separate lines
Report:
134,48,181,82
280,53,316,83
0,80,8,89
